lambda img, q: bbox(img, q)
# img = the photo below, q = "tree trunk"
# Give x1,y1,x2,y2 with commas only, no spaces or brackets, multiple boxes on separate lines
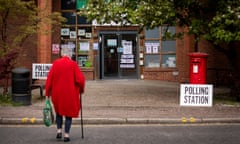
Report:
2,78,9,96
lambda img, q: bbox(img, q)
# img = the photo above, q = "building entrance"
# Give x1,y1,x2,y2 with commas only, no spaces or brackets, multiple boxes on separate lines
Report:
99,31,138,79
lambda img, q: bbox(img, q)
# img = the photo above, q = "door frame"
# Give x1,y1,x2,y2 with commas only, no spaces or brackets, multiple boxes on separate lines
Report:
98,31,139,79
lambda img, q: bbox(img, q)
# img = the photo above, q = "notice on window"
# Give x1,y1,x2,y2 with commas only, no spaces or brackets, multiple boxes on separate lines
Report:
152,45,158,53
120,64,135,68
120,54,135,68
61,28,70,36
79,42,90,51
93,43,99,50
145,43,160,53
61,43,75,53
70,31,76,39
122,40,132,54
145,44,152,53
32,63,52,79
121,59,134,63
180,84,213,107
52,44,60,54
78,29,85,36
107,39,117,47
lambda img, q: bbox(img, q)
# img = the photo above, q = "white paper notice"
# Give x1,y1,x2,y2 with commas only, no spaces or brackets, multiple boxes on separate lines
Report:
146,45,152,53
152,46,158,53
79,42,90,51
122,40,132,54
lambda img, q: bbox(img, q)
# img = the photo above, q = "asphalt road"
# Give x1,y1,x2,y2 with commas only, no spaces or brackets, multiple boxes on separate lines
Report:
0,124,240,144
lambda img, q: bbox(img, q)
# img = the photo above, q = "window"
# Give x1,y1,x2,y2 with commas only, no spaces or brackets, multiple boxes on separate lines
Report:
144,26,176,68
61,0,92,67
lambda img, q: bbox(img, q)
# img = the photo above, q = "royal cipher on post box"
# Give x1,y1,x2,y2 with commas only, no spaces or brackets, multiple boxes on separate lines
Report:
188,53,208,84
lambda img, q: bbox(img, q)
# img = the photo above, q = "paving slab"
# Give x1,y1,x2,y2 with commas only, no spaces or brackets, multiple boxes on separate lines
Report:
1,80,240,125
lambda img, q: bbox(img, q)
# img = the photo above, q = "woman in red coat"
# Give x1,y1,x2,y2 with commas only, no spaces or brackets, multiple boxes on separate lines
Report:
45,47,85,142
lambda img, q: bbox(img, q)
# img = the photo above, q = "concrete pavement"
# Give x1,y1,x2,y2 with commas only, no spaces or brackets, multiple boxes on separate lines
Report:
1,80,240,125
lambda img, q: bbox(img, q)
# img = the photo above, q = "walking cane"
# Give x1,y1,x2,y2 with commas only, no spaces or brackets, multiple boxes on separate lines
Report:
80,94,84,139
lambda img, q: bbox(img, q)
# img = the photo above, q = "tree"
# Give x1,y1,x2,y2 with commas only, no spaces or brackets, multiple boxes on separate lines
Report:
80,0,240,100
0,0,65,95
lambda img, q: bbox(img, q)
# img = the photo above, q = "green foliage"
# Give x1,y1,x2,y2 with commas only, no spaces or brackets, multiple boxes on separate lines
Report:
80,0,240,100
79,0,139,25
205,0,240,44
0,94,22,106
81,0,240,46
0,0,65,95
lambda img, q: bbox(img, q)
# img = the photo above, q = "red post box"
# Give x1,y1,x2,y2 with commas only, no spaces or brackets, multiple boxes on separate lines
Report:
189,52,208,84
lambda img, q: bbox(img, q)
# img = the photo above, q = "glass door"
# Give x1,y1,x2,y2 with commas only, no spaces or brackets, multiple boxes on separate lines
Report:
103,34,119,78
100,31,138,79
119,34,138,78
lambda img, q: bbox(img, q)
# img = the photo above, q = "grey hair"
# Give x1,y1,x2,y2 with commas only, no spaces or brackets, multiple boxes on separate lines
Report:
61,47,72,58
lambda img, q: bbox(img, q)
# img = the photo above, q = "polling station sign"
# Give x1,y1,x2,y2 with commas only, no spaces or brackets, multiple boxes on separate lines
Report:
180,84,213,107
32,63,52,79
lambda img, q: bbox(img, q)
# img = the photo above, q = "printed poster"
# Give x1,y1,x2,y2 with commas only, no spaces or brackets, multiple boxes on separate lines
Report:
122,40,132,54
52,44,60,54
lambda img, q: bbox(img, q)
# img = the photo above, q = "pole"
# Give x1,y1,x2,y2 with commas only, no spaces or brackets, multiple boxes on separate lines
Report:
80,94,84,139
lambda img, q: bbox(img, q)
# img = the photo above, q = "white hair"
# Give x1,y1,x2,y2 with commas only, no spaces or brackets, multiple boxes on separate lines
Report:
61,47,72,58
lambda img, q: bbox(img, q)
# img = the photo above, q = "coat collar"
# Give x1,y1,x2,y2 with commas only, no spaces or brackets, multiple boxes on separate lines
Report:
62,56,70,60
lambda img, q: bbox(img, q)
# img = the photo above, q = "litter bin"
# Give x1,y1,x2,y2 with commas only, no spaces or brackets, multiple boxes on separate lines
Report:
12,68,31,105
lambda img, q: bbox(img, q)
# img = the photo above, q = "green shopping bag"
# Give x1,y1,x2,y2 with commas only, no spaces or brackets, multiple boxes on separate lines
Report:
43,98,54,127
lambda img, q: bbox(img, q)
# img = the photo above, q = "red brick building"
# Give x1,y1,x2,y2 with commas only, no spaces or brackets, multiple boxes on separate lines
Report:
11,0,233,85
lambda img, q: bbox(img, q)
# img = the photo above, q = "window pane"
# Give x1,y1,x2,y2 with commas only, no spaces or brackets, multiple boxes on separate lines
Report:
145,41,160,54
77,27,92,39
161,55,176,68
61,0,76,10
145,55,160,68
162,26,176,36
61,27,76,39
162,41,176,53
62,12,76,25
77,16,91,24
145,27,160,38
76,0,87,10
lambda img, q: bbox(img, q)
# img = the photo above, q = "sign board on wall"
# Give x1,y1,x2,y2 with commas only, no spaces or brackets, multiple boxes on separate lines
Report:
52,44,60,54
32,63,52,79
180,84,213,107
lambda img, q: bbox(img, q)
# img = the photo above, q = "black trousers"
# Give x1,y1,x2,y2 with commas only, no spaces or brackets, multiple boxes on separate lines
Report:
56,113,72,133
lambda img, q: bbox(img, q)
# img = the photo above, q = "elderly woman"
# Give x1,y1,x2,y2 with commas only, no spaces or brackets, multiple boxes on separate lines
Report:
45,47,85,142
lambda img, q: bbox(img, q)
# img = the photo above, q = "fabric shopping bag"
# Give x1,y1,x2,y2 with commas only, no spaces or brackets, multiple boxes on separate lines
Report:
43,98,54,127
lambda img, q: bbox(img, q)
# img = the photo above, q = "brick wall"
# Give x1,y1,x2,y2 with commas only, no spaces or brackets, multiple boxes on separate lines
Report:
37,0,52,63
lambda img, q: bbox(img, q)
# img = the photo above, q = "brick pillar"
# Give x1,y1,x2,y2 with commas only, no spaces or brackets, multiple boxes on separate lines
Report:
37,0,52,63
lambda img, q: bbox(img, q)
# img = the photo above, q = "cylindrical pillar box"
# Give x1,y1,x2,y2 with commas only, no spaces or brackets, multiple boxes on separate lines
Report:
188,53,208,84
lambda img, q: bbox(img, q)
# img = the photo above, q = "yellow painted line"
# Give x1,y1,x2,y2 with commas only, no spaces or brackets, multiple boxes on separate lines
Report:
22,117,29,123
190,117,196,123
181,117,187,123
30,117,36,124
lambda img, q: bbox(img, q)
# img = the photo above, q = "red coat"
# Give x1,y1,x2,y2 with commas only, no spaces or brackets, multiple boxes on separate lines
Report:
45,57,85,117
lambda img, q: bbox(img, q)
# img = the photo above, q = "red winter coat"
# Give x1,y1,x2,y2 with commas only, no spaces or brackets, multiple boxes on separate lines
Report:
45,57,85,117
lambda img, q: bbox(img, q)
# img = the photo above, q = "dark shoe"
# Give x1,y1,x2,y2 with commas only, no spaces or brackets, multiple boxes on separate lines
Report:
56,133,62,139
64,137,70,142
